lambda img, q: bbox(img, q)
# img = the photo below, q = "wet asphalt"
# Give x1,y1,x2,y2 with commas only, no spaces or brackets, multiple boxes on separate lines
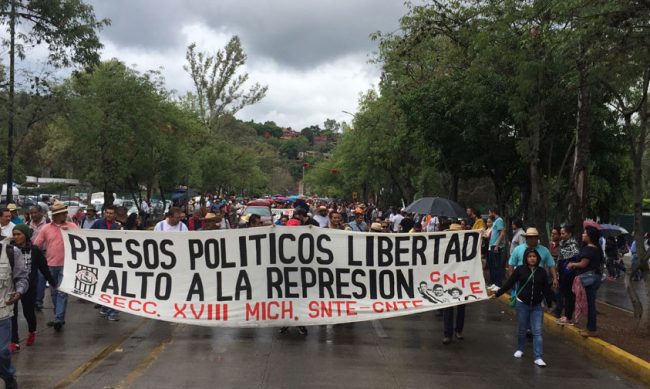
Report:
7,294,644,389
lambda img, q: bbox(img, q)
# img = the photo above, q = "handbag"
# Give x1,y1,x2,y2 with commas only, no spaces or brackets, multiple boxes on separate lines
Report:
509,268,537,307
578,270,599,287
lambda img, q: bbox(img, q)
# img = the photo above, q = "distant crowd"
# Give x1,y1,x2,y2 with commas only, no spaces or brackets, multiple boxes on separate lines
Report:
0,195,648,387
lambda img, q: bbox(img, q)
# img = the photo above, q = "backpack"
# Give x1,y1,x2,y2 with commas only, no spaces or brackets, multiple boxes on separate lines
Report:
2,244,14,270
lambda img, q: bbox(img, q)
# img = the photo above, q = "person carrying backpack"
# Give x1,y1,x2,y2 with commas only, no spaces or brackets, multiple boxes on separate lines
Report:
0,235,29,389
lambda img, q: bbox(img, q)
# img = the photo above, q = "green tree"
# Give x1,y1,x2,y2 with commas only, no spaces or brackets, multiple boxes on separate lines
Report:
59,60,193,206
184,37,267,134
0,0,109,202
586,1,650,331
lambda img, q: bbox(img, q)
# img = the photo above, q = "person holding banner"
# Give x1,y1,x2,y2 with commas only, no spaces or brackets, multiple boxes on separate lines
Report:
279,219,309,336
491,248,554,367
32,201,77,331
91,205,122,321
442,224,467,345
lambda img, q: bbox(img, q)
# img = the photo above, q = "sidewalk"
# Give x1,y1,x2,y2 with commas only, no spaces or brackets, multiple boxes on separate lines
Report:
599,276,647,312
598,255,647,312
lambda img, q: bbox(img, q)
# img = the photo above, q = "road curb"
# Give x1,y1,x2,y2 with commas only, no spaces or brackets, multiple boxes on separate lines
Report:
497,294,650,385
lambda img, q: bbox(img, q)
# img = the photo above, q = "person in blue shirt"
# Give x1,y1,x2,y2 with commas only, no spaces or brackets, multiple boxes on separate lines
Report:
507,227,558,289
487,208,506,289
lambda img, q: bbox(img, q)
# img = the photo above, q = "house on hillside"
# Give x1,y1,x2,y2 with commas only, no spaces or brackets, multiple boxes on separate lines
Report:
313,135,328,144
280,127,301,140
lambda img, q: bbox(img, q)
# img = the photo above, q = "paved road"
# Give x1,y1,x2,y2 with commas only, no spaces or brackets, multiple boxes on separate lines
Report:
9,297,643,389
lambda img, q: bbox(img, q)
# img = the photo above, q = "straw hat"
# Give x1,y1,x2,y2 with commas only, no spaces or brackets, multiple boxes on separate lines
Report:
449,223,463,231
7,204,19,212
370,222,383,232
204,213,218,221
50,201,68,215
523,227,540,237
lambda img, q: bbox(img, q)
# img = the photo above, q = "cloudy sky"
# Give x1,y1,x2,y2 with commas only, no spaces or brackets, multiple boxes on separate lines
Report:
85,0,409,130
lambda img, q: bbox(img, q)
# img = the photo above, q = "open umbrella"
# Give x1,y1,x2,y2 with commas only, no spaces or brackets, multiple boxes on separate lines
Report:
600,224,629,236
405,197,466,218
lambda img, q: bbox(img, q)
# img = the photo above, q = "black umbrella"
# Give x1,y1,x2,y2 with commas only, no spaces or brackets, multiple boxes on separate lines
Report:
405,197,466,218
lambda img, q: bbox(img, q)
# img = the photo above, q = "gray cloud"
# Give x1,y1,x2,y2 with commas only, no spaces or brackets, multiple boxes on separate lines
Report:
86,0,410,129
89,0,196,50
89,0,405,69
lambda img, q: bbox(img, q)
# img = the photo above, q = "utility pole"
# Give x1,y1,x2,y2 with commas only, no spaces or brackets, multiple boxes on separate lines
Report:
5,0,16,203
299,164,305,196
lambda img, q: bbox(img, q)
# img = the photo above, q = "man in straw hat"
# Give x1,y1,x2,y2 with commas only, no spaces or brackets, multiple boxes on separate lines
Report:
6,204,22,226
202,213,219,230
506,227,558,289
312,205,330,228
33,201,77,331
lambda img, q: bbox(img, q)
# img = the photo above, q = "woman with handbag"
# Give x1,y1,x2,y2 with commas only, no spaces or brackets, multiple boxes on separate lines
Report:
567,226,604,337
490,248,554,367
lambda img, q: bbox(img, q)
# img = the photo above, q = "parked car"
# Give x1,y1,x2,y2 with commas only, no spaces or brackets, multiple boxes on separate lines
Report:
114,199,135,209
237,200,273,227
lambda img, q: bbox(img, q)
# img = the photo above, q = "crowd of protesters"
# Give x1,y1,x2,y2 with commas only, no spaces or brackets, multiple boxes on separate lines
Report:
0,194,647,386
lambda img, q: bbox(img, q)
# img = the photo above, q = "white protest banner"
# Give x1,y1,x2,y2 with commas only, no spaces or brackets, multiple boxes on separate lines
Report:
60,227,487,327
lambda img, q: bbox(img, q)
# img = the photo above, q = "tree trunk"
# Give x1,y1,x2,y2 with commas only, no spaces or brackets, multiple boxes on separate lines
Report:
103,182,114,207
448,172,459,202
568,59,591,235
633,74,650,334
159,183,166,209
488,169,507,216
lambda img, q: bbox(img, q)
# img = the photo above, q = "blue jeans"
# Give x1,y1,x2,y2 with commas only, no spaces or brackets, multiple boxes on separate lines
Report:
35,271,46,308
585,276,601,331
516,301,543,360
0,318,15,383
488,248,504,286
49,266,68,323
